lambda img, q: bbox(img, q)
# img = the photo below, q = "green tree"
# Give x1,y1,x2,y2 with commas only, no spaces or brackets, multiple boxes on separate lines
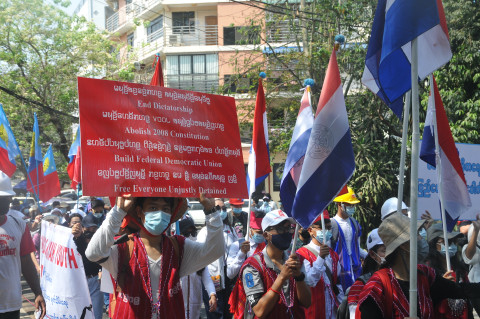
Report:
0,0,127,180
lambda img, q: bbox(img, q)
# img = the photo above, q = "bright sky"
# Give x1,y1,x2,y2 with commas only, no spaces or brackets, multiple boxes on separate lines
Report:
46,0,81,15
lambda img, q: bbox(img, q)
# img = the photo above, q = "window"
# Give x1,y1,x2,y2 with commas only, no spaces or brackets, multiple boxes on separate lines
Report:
223,26,260,45
166,54,218,92
223,75,252,94
147,15,163,42
172,12,195,34
127,32,134,48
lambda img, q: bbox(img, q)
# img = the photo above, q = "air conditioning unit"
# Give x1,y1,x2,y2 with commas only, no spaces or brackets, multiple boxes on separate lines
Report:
169,34,180,45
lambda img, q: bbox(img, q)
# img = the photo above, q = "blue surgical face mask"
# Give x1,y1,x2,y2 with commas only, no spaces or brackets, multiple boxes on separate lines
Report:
233,208,242,214
220,210,228,220
144,210,171,236
93,212,103,219
419,228,427,240
251,233,265,244
345,206,355,217
440,243,457,257
315,230,332,244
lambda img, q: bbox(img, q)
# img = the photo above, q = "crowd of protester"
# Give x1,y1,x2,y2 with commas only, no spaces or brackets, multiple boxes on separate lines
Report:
3,172,480,319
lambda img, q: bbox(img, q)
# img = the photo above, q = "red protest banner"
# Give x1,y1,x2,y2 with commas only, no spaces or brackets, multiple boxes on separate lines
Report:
78,77,248,198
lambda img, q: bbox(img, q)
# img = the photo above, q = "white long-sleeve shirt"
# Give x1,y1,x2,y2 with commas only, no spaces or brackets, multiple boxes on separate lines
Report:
332,215,367,259
226,239,261,279
196,223,237,290
85,206,224,307
302,242,344,319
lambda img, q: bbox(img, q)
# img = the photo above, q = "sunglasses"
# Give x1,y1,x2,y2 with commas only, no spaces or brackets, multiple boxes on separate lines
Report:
215,205,227,212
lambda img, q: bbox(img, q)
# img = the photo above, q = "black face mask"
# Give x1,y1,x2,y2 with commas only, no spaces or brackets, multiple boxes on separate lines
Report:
270,232,292,251
0,198,11,215
84,231,95,239
300,229,311,244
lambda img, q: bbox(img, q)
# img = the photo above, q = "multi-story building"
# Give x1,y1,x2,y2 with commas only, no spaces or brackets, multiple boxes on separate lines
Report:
92,0,297,201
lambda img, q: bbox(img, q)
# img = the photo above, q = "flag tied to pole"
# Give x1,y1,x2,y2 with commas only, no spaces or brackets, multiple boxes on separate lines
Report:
246,78,271,196
0,104,21,177
280,86,314,216
420,76,471,231
67,127,81,190
27,113,44,194
292,50,355,228
150,53,164,87
39,145,60,202
362,0,452,118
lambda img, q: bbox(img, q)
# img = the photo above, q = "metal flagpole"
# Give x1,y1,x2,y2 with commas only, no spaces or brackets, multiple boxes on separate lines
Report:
321,213,326,245
409,37,419,319
246,196,252,241
397,91,411,213
291,223,300,257
429,74,452,272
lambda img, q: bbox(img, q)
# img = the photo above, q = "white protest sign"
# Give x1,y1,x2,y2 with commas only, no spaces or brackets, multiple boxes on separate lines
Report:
39,222,94,319
418,142,480,220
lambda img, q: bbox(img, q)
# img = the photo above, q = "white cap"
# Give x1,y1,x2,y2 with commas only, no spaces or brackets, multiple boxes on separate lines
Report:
69,208,86,218
366,228,384,251
381,197,408,220
261,209,295,231
0,172,15,196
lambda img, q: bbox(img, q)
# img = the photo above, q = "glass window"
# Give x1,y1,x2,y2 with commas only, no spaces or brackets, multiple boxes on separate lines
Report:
147,15,163,35
223,26,260,45
172,12,195,34
127,32,134,48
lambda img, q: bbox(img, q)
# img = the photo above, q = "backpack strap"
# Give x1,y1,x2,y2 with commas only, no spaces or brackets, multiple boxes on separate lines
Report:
376,270,393,318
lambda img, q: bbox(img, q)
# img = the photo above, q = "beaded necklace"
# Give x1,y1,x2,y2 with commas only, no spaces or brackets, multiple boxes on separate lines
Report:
133,234,175,317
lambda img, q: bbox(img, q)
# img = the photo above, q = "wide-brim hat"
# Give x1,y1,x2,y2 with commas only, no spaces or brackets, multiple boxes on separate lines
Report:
427,223,462,244
43,213,60,224
379,212,425,257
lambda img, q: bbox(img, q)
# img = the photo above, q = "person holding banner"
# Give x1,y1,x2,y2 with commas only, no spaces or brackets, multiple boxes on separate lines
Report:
297,210,343,319
229,210,311,319
358,213,480,319
0,172,45,319
331,187,367,290
86,193,224,319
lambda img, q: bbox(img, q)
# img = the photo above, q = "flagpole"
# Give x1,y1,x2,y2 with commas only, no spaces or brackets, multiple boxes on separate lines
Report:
18,152,40,205
409,37,419,319
397,91,411,213
290,223,300,257
320,212,326,245
429,74,452,272
246,196,252,241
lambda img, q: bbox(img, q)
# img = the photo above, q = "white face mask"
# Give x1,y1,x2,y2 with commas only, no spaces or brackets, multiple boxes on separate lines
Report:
373,251,386,265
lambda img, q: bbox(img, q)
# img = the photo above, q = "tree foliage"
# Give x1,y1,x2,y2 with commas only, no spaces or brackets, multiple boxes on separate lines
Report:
0,0,127,180
224,0,480,238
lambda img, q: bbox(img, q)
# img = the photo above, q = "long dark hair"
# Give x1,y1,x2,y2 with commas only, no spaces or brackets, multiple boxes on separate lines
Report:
362,244,383,275
426,239,465,283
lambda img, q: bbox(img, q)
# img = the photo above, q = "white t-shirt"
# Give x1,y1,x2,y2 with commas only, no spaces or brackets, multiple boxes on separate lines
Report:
0,215,36,312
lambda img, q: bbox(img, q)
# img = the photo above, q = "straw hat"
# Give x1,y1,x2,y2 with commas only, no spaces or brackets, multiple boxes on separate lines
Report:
378,212,425,257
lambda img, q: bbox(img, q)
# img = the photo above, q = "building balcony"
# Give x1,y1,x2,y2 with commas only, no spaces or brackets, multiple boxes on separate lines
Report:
137,25,218,62
165,74,219,93
266,20,300,44
106,3,135,33
135,0,164,20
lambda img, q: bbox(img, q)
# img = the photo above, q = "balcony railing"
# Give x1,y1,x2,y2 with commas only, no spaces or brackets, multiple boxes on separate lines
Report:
165,25,218,46
106,3,134,32
166,74,219,93
266,20,300,43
